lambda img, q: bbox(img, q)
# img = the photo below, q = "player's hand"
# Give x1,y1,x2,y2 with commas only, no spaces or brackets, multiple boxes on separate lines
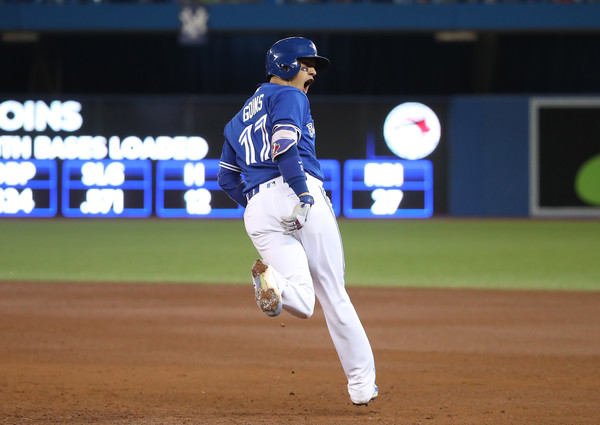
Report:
280,194,314,235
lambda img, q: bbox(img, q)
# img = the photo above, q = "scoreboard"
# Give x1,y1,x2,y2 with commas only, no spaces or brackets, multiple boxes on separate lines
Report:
0,160,57,217
1,158,433,218
343,160,433,218
156,159,243,218
0,97,445,219
155,159,342,218
62,160,152,217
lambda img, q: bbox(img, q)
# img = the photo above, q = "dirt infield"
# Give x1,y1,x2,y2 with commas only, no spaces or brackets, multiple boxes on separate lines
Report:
1,281,599,425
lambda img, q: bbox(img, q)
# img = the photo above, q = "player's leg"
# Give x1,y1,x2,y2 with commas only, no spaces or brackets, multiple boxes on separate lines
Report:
301,178,377,404
244,178,315,318
249,231,315,318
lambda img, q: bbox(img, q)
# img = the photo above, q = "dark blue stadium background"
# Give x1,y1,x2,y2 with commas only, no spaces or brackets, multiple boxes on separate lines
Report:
1,1,599,217
2,32,600,96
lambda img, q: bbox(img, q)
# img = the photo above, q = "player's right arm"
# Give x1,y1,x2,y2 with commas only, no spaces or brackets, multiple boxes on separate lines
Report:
270,89,314,233
277,144,314,234
270,88,312,201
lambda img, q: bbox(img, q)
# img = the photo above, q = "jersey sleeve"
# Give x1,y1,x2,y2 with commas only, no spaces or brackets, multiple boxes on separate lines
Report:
218,140,247,207
218,134,241,174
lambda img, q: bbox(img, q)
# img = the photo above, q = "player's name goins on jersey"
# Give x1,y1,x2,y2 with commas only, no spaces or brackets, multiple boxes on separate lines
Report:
243,94,264,122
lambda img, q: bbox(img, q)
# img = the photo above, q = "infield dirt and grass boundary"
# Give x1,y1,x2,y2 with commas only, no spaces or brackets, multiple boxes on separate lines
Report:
1,218,598,424
1,218,599,291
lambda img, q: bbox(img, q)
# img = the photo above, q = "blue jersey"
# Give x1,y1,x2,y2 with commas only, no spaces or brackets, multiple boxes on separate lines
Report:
220,83,323,194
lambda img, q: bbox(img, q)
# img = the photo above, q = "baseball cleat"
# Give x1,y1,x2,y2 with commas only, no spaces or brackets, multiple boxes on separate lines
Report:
251,259,283,317
352,385,378,406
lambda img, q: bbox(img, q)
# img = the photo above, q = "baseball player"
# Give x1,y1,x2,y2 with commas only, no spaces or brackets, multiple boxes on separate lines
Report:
217,37,378,406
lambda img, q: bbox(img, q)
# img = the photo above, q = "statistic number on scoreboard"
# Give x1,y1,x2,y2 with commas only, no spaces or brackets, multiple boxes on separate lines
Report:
343,159,433,218
61,160,152,217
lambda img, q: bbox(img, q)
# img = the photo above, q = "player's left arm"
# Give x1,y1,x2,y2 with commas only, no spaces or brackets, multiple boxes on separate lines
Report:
218,141,247,208
217,165,247,208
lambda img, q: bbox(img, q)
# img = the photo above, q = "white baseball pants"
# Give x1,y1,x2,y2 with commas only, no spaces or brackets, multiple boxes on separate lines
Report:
244,174,377,404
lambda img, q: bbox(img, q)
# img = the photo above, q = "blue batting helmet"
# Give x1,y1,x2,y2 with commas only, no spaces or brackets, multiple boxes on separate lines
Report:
266,37,330,80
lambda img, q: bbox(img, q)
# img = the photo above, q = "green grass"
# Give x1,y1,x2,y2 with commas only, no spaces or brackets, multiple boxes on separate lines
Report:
341,219,600,290
1,218,598,291
0,219,256,284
